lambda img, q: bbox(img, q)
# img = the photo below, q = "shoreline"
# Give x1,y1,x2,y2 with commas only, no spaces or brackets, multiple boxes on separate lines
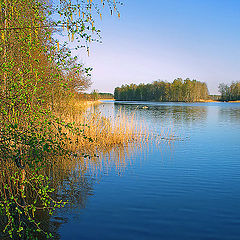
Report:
228,100,240,103
83,99,240,104
113,99,240,103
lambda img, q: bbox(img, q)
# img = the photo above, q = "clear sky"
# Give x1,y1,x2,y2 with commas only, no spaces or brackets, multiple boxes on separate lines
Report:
74,0,240,95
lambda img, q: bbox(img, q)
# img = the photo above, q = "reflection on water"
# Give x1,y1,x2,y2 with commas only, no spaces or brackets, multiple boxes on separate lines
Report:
42,140,164,239
49,172,95,239
114,102,208,125
219,105,240,124
44,101,240,240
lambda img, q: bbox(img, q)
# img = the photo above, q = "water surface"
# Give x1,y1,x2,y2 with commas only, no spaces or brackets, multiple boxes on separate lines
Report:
52,101,240,240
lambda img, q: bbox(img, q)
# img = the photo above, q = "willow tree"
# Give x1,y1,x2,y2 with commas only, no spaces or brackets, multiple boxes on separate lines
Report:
0,0,121,238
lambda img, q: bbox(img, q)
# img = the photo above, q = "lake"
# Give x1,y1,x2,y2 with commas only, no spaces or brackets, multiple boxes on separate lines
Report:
51,101,240,240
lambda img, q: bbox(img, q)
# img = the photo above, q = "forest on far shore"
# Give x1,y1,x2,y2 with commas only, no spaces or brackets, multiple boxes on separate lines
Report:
218,82,240,101
114,79,240,102
114,78,209,102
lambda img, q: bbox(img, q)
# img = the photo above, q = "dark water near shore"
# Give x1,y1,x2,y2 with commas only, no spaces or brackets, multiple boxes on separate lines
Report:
52,101,240,240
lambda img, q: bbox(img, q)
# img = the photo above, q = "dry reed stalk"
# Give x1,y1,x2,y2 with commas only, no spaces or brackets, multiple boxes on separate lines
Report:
0,100,176,238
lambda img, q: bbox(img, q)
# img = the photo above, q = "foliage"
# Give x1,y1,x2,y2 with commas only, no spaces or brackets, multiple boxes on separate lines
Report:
0,0,121,238
98,92,114,99
91,89,99,100
209,95,221,101
114,78,209,102
218,82,240,101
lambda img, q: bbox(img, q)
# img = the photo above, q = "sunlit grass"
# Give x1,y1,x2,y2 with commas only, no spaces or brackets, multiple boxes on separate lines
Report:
0,100,176,239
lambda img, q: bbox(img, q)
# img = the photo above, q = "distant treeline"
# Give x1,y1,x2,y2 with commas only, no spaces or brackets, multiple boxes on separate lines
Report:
209,95,221,101
219,82,240,101
114,78,209,102
98,93,114,99
78,92,114,100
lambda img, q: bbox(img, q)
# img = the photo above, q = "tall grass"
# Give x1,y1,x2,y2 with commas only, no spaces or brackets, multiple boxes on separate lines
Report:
0,95,176,240
67,109,144,148
0,101,149,239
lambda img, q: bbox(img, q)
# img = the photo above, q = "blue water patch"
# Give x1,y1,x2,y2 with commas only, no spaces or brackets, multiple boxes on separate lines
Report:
53,102,240,240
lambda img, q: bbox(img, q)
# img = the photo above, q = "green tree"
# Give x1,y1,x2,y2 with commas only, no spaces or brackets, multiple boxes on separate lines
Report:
0,0,120,238
91,89,99,100
114,79,209,102
171,78,183,101
219,83,230,101
219,81,240,101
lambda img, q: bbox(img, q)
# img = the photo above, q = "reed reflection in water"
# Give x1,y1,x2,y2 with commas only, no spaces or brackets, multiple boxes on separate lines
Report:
46,142,172,239
32,103,173,239
52,101,240,240
218,105,240,124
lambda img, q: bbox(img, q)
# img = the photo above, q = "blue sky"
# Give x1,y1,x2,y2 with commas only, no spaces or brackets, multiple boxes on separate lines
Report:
73,0,240,94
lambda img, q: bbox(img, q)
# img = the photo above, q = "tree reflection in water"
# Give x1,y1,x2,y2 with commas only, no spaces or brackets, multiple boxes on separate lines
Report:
37,142,152,239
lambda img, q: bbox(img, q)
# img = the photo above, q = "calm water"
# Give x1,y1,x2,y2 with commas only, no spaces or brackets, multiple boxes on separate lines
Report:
51,101,240,240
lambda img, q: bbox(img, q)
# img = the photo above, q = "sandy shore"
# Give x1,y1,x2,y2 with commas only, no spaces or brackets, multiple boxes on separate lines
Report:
197,99,219,103
198,99,240,103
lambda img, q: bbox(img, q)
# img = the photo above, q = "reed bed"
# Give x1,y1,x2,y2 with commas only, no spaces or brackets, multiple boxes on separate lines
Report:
50,103,177,182
0,101,176,239
0,102,174,204
61,105,148,153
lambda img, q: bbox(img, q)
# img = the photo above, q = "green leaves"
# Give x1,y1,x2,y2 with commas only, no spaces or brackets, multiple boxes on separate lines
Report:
0,0,122,239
